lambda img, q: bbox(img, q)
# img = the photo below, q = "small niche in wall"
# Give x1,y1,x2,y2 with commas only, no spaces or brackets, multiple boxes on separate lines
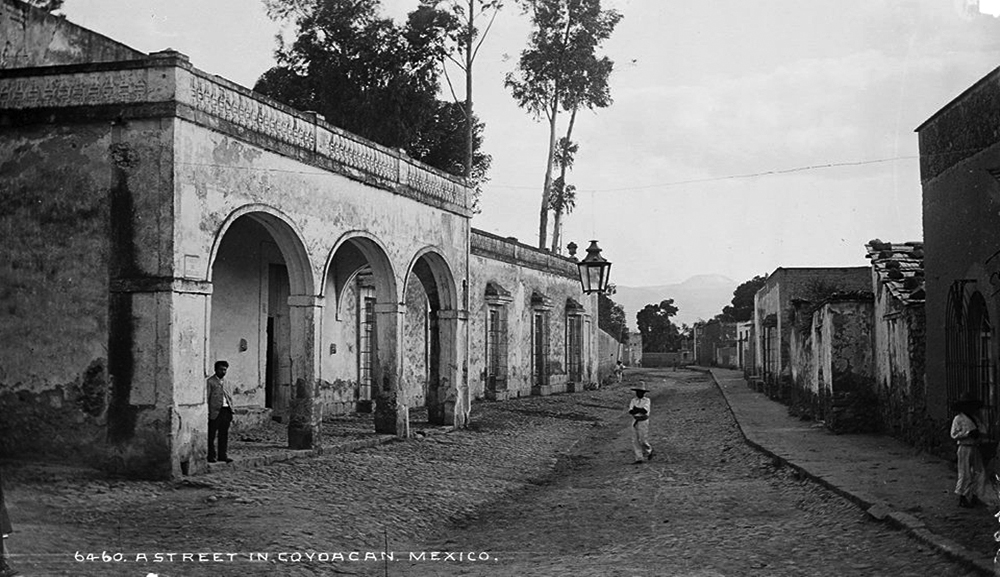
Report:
239,338,248,352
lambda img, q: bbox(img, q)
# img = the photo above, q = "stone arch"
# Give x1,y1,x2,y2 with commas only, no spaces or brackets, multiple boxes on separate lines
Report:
206,206,318,449
321,231,402,432
403,247,462,426
322,230,398,309
208,204,315,296
403,247,459,312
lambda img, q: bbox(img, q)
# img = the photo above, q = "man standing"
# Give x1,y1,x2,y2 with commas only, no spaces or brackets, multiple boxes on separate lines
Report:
627,383,653,464
207,360,234,463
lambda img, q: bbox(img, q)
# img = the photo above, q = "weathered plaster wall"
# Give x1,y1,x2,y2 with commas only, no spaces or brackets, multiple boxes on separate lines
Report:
403,276,429,407
873,281,933,446
209,218,290,409
814,299,877,433
0,120,115,460
468,232,594,399
753,267,871,394
597,329,620,382
919,75,1000,426
1,0,143,69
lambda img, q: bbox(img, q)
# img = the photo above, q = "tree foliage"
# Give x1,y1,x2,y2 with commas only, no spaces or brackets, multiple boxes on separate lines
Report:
598,284,628,342
637,299,682,353
432,0,503,179
505,0,622,249
25,0,63,10
256,0,491,205
719,274,768,322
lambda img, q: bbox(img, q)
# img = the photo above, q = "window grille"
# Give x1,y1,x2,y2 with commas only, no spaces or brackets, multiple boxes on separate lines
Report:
567,315,583,382
947,284,997,433
358,287,376,401
486,305,508,391
532,311,550,388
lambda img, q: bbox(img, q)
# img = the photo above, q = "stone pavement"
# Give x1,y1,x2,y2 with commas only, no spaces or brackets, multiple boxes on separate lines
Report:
710,367,999,576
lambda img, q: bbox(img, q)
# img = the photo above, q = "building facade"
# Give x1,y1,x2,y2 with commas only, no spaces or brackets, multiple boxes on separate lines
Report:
918,66,1000,444
752,267,871,400
0,0,599,479
862,241,933,445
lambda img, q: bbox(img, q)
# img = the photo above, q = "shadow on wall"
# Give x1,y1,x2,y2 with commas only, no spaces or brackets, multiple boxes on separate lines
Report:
0,358,108,462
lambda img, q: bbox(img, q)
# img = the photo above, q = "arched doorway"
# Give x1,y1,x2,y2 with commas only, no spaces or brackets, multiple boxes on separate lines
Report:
946,283,997,432
322,233,400,434
208,208,315,445
403,250,460,427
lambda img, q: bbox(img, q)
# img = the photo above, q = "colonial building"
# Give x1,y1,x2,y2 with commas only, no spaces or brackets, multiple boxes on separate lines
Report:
917,65,1000,443
786,291,875,432
865,240,931,445
752,267,870,398
693,319,738,368
0,0,599,479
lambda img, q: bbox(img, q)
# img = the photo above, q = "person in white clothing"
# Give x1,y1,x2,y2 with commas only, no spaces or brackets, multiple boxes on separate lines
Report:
627,383,653,463
950,392,986,508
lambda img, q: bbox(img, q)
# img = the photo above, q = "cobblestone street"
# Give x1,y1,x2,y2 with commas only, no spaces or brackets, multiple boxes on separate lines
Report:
3,369,980,576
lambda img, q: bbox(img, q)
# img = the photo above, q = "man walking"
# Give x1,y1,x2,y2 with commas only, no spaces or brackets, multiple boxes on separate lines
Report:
627,383,653,464
207,360,234,463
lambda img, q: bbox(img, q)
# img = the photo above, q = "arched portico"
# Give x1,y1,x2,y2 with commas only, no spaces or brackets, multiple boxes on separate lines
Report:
403,248,468,428
322,232,405,434
208,207,322,450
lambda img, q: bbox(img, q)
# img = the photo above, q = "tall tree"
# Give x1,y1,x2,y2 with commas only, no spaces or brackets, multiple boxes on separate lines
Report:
428,0,503,179
549,132,577,252
505,0,622,249
636,299,680,353
719,274,768,322
257,0,491,199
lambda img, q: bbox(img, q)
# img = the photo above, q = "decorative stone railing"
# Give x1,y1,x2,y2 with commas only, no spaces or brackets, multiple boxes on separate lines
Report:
471,229,578,279
0,50,470,214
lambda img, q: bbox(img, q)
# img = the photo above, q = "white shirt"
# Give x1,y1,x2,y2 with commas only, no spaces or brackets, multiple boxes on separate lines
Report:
951,413,980,446
629,396,650,418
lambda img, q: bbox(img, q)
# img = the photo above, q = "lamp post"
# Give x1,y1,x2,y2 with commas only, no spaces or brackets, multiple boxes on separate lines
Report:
577,240,612,294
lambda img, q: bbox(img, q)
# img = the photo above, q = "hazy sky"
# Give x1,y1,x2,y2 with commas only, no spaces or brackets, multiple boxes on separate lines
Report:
63,0,1000,287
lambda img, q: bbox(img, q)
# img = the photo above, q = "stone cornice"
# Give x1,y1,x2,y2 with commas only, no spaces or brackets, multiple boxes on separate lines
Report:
470,229,578,280
0,52,471,217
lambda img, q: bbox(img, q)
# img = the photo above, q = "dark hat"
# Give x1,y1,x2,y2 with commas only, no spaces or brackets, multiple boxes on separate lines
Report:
953,392,983,411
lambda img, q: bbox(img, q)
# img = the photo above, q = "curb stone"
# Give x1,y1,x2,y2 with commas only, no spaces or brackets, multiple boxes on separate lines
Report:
706,368,995,577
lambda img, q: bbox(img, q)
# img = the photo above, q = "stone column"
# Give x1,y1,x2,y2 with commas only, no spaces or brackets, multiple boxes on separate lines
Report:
286,295,324,450
372,302,406,436
436,309,469,428
106,279,212,479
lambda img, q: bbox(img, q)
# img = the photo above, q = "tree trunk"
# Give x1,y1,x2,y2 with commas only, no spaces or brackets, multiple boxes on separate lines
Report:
551,209,563,254
538,106,558,249
464,0,475,180
550,107,578,253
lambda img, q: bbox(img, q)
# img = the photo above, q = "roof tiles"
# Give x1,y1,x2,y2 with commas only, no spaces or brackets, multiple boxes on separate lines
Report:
864,240,925,306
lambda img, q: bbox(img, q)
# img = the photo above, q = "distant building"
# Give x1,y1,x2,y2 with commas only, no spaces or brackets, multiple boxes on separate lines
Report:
865,241,929,445
752,267,870,399
693,320,738,368
736,321,753,373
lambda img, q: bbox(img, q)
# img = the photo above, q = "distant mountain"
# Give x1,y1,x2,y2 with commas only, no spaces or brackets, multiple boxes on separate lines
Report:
613,274,736,329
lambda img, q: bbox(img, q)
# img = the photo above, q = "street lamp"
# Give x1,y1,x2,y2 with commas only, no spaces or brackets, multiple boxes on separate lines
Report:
577,240,612,294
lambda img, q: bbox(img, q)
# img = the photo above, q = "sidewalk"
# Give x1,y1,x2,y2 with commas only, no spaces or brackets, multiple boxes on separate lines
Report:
709,367,998,576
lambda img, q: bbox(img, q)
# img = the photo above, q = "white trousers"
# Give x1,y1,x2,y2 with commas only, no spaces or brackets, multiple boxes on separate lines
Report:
955,444,985,499
632,419,652,461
